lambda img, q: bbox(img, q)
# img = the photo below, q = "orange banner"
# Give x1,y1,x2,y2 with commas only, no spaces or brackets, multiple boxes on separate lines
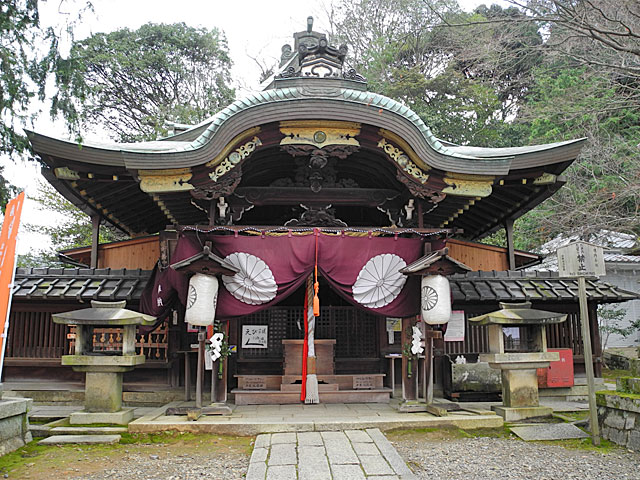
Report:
0,192,25,379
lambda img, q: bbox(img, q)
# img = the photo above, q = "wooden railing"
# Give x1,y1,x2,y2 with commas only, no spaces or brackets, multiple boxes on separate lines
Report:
6,310,169,362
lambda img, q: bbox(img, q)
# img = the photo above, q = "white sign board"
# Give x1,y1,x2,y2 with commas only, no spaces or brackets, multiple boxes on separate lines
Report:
557,241,606,277
444,311,465,342
241,325,268,349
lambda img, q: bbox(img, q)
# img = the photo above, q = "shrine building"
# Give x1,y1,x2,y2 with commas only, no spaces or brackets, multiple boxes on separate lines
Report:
6,19,638,406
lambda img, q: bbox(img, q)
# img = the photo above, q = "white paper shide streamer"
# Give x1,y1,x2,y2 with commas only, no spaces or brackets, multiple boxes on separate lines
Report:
185,273,219,326
420,275,451,325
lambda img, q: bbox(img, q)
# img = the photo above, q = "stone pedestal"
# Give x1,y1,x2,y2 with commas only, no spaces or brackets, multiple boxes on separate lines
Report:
0,396,33,455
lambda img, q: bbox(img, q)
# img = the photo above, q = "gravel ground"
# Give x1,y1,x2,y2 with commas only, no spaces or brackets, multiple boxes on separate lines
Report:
392,435,640,480
67,451,249,480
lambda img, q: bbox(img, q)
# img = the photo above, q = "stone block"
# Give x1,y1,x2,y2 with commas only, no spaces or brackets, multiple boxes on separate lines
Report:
629,358,640,376
451,362,501,393
597,392,640,414
0,397,31,420
628,378,640,395
628,430,640,451
501,369,540,408
0,416,24,442
603,410,627,430
492,405,553,422
0,435,31,457
70,408,133,425
626,413,637,430
84,372,123,412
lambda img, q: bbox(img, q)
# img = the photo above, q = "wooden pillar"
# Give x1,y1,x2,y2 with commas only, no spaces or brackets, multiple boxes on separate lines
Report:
505,218,516,270
196,329,205,408
401,317,418,401
208,199,217,227
90,214,101,268
589,304,603,377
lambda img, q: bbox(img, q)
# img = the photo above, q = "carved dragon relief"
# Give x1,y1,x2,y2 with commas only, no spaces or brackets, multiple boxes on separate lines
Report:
191,168,242,201
281,144,360,193
285,204,348,227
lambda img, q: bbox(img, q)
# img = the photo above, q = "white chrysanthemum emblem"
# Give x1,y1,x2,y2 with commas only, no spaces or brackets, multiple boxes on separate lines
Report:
222,252,277,305
352,253,407,308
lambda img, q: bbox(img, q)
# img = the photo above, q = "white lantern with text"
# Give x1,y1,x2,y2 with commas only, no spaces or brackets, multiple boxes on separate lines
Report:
420,275,451,325
184,273,219,326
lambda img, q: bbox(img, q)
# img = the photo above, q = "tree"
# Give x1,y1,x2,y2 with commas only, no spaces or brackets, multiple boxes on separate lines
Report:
52,22,236,142
328,0,540,146
19,180,119,267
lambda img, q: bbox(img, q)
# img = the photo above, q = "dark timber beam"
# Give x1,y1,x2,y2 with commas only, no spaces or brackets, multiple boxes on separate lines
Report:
90,214,100,268
505,218,516,270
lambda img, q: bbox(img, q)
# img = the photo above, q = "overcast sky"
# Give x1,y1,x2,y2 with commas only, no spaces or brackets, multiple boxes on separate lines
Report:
4,0,502,255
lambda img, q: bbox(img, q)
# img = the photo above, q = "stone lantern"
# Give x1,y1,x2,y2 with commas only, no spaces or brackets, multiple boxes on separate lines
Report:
469,302,566,421
53,300,156,425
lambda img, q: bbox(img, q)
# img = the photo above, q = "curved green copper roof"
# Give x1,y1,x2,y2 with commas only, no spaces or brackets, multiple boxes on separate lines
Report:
27,79,585,175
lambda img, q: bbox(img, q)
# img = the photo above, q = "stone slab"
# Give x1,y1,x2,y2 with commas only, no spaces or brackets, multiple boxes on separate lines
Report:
353,441,380,456
38,434,121,445
271,432,297,444
510,423,589,441
268,443,297,465
492,405,553,422
70,408,133,425
359,454,395,476
51,426,128,435
0,397,32,420
266,464,297,480
298,431,323,445
330,464,366,480
250,447,268,463
246,461,267,480
254,433,271,448
345,429,373,443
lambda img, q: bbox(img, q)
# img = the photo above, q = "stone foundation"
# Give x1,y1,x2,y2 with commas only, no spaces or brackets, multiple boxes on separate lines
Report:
0,396,33,456
597,377,640,450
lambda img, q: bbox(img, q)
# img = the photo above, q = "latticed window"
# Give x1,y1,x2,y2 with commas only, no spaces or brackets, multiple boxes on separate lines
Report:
238,306,379,360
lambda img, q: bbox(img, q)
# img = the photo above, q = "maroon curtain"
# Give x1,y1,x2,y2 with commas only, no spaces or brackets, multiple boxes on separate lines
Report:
140,232,424,320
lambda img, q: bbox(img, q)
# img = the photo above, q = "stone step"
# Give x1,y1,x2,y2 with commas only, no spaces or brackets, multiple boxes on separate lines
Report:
50,426,128,435
540,385,589,397
38,434,121,445
280,383,339,392
231,388,391,405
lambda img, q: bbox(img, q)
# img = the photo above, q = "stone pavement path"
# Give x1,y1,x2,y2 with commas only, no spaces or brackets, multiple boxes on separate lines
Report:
246,428,416,480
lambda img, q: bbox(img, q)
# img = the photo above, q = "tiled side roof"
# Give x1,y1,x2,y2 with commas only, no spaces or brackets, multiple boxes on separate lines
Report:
12,268,638,305
13,268,151,302
449,270,639,304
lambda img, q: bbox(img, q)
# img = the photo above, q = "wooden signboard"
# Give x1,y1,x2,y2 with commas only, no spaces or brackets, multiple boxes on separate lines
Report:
353,375,375,390
243,376,267,390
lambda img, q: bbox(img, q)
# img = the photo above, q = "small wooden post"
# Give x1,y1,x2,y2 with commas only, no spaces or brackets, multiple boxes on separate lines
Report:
401,317,418,401
211,360,217,403
90,214,100,268
579,276,600,446
196,329,205,408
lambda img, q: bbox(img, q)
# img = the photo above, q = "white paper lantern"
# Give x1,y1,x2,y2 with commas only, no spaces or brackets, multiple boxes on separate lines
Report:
185,273,219,326
421,275,451,325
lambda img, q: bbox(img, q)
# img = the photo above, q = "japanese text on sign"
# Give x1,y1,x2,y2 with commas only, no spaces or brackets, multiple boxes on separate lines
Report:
242,325,268,349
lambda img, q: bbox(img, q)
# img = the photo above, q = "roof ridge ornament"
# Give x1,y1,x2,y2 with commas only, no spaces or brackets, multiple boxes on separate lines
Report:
275,16,366,83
